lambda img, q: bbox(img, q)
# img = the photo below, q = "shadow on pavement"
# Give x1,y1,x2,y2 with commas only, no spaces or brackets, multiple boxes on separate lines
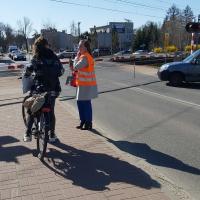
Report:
91,129,200,176
43,141,161,191
60,80,161,101
166,82,200,90
0,97,23,102
0,136,32,163
0,71,20,78
0,101,22,107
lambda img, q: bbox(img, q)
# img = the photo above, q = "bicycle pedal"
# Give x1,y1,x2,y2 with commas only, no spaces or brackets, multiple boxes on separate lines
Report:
31,130,37,135
34,135,38,139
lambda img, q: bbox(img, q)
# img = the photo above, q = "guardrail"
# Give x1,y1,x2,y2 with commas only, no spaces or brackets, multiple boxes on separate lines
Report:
111,56,187,65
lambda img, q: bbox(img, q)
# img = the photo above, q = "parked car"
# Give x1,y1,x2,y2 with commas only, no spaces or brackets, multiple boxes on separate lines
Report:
12,51,26,61
57,51,76,59
8,46,18,58
131,50,150,59
92,48,111,57
112,50,132,61
9,50,18,59
158,49,200,86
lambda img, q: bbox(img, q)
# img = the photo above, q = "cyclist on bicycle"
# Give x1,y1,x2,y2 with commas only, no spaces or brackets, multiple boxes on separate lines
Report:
23,36,64,142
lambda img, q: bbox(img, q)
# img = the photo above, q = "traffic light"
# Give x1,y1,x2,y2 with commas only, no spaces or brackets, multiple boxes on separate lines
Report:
185,22,200,33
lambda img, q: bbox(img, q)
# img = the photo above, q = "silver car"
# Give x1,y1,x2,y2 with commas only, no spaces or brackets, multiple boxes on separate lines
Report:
158,49,200,86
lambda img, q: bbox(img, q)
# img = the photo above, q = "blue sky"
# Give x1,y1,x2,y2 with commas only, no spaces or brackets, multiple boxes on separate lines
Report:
0,0,199,35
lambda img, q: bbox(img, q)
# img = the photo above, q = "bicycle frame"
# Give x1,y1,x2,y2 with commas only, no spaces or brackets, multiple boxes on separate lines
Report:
22,92,52,160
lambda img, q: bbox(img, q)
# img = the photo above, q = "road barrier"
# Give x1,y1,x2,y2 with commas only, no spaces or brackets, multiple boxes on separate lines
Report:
60,59,69,64
60,58,104,65
7,64,24,70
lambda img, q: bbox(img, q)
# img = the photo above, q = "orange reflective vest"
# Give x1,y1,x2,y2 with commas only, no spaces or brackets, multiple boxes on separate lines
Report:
77,52,97,86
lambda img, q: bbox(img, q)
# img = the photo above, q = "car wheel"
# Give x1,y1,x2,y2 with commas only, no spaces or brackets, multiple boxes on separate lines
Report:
169,72,184,86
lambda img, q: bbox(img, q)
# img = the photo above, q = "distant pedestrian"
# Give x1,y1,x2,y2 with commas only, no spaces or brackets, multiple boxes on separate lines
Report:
73,39,98,130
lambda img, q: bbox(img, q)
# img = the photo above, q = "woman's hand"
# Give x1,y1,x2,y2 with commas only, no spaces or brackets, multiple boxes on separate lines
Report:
76,50,81,59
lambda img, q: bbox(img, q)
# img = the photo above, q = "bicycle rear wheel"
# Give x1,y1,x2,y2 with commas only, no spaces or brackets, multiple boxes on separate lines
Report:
37,112,48,160
22,95,30,127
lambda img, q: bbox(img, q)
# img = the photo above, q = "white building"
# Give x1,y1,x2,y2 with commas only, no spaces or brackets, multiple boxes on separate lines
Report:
90,22,134,51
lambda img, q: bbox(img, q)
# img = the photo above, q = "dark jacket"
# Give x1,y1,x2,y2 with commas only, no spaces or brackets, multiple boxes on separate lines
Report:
27,48,64,94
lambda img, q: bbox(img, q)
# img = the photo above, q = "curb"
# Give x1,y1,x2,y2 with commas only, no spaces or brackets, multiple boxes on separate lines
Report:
95,58,104,62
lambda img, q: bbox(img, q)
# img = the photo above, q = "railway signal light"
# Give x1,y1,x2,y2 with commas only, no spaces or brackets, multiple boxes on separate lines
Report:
185,22,200,33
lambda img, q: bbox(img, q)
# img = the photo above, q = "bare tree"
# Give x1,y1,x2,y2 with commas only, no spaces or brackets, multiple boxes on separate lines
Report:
17,17,32,52
162,4,196,50
70,21,78,36
42,20,57,31
0,23,5,51
90,26,98,49
4,24,15,50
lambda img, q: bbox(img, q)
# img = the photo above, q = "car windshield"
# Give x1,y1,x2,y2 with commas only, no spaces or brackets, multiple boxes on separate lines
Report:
183,49,200,63
115,51,124,55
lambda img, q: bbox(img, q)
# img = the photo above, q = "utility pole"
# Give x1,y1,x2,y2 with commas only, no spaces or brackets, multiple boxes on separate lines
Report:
78,22,81,38
191,32,195,54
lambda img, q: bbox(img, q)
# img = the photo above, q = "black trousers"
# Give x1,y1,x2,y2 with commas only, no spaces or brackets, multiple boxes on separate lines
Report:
26,96,56,134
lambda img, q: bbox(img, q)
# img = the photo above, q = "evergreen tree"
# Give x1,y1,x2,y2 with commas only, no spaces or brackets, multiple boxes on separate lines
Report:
112,25,119,52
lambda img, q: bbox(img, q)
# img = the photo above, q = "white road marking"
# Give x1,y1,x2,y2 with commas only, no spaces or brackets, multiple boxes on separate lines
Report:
107,78,200,110
133,87,200,109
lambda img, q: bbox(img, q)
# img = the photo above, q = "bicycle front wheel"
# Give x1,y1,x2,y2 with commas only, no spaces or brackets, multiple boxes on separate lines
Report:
37,112,48,160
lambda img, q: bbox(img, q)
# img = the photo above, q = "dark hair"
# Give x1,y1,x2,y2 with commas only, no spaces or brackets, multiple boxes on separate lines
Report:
33,36,49,58
82,39,93,57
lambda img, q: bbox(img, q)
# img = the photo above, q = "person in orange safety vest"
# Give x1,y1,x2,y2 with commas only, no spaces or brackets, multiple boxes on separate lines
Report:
73,39,98,130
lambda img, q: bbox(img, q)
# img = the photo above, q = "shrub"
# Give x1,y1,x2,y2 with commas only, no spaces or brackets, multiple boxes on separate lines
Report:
153,47,163,53
185,45,200,52
166,45,177,52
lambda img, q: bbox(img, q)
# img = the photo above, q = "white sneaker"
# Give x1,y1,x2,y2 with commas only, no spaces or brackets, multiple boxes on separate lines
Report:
49,134,58,143
23,134,32,142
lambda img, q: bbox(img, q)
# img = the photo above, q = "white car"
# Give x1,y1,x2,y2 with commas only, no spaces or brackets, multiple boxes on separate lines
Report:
112,50,132,62
131,50,150,59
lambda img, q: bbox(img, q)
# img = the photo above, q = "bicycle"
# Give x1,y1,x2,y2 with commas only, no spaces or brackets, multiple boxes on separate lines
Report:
22,92,51,160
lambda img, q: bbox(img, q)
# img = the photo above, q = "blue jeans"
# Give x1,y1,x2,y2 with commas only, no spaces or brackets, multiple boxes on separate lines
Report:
77,100,92,123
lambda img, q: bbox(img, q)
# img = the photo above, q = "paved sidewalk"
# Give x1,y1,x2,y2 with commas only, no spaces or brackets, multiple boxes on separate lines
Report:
0,76,171,200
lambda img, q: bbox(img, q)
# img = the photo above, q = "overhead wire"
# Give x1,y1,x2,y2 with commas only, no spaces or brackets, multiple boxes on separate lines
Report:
103,0,199,19
129,0,199,13
115,0,166,11
49,0,165,20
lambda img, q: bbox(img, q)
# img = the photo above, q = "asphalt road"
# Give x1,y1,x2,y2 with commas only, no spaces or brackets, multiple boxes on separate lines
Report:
60,61,200,200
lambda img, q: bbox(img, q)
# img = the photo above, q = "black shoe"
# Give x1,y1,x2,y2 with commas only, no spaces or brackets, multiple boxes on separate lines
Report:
76,121,85,129
49,133,58,143
82,122,92,130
